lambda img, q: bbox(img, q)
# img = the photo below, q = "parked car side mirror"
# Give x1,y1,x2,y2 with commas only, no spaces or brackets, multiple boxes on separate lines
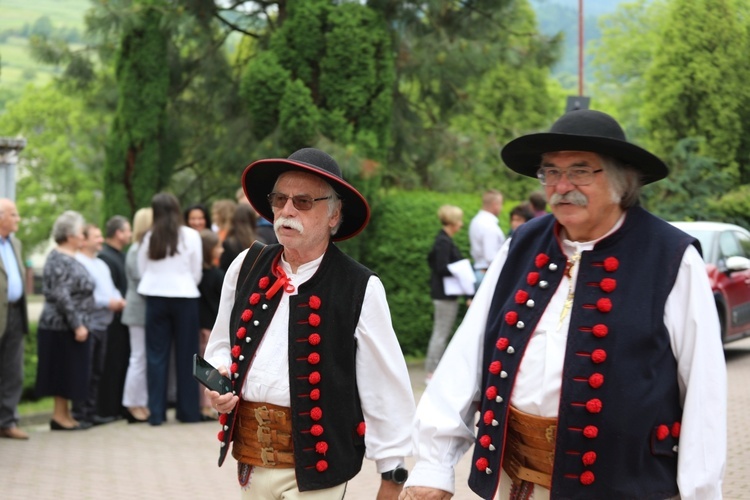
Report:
725,255,750,273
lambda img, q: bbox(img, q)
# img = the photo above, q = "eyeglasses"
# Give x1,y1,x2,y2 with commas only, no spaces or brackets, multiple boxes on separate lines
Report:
267,193,332,211
537,166,603,186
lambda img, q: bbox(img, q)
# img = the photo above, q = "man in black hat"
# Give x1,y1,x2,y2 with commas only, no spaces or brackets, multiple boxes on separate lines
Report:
401,110,726,499
204,148,415,499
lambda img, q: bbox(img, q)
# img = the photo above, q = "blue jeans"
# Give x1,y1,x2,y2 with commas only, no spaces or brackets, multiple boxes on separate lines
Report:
145,296,200,425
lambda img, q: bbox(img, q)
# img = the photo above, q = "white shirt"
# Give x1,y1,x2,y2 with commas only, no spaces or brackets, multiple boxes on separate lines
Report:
204,248,415,473
407,216,727,499
75,252,122,331
469,210,505,270
137,226,203,298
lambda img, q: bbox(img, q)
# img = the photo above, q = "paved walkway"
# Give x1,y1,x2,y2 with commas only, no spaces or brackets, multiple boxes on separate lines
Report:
3,338,750,499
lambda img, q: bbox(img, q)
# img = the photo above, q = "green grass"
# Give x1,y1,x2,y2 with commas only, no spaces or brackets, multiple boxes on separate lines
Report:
19,396,53,415
0,0,90,31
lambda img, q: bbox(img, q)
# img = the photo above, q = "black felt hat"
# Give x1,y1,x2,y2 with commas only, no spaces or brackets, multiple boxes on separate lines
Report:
501,109,668,185
241,148,370,241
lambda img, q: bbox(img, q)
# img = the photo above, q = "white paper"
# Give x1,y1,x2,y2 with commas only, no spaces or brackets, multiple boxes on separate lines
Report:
443,258,476,296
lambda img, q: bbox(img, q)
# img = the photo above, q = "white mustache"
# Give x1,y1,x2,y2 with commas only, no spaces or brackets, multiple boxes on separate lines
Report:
549,191,588,206
274,216,304,234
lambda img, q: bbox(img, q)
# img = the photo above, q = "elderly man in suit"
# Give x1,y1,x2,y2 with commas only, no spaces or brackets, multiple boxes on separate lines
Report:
0,198,29,440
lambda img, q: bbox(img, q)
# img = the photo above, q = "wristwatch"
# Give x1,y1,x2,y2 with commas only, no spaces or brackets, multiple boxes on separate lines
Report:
381,466,409,484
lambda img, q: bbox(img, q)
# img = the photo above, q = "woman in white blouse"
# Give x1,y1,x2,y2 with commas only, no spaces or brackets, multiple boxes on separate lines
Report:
137,193,203,425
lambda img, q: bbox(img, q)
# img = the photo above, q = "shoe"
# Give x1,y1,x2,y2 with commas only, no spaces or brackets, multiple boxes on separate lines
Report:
0,426,29,440
91,415,117,426
50,419,91,431
125,410,148,424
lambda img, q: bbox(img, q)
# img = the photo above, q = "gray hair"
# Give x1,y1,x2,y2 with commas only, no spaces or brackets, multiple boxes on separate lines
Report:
600,155,642,209
52,210,85,244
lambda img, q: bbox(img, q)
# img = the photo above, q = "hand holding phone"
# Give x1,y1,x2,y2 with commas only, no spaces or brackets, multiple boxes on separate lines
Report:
192,354,232,395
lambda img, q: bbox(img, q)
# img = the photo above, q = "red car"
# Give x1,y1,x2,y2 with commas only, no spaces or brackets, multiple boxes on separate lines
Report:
671,221,750,344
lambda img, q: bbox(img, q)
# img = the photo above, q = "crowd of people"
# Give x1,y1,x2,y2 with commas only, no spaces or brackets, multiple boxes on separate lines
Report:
0,109,728,500
0,190,275,434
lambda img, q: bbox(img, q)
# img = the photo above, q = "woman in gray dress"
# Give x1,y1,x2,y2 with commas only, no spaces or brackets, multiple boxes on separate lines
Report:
35,211,95,431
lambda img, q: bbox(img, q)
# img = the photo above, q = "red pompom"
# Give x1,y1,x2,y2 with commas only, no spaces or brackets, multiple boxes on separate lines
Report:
315,441,328,454
217,430,225,441
315,460,328,472
259,277,270,289
588,373,604,389
310,424,324,437
599,278,617,293
485,386,498,400
583,425,598,438
308,333,321,346
581,451,597,466
230,362,238,374
489,361,502,375
585,398,603,414
309,295,321,310
591,324,608,338
527,272,540,286
483,410,495,425
241,309,253,322
671,422,681,438
310,388,321,401
535,254,550,268
504,311,518,325
356,421,366,436
496,337,509,350
310,407,323,421
236,327,247,339
308,371,321,384
596,298,612,313
603,257,619,272
656,424,669,440
219,413,227,425
231,345,242,358
479,435,492,448
249,293,261,305
591,349,607,364
580,470,595,485
475,457,489,472
308,353,321,365
514,290,529,304
308,313,321,327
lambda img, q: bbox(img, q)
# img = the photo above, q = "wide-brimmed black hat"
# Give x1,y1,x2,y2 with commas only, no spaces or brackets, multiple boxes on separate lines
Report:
501,109,668,185
241,148,370,241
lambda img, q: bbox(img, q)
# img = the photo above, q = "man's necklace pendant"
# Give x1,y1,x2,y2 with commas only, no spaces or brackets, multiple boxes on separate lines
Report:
558,252,581,330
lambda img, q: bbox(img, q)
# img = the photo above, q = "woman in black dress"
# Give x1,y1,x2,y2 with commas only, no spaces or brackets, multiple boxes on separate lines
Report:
35,210,95,431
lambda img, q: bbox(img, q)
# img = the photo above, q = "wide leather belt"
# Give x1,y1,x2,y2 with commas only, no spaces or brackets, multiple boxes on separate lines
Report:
232,401,295,468
503,405,557,489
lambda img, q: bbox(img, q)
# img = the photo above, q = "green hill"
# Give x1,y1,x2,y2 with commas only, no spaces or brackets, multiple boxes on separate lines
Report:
0,0,90,109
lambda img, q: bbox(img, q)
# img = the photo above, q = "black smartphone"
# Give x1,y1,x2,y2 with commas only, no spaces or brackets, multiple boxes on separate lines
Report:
192,354,232,395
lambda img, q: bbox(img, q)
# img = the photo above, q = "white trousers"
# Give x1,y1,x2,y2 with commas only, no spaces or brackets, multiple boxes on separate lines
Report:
240,466,346,500
121,325,148,407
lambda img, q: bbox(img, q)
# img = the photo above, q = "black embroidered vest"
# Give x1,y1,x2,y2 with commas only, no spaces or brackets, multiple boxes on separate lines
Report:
216,242,373,491
468,207,698,499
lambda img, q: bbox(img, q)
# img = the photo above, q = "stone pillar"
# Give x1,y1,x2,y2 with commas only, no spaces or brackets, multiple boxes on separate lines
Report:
0,137,27,201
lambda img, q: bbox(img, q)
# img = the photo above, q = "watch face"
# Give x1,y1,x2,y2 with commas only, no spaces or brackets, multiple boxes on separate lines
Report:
392,467,409,484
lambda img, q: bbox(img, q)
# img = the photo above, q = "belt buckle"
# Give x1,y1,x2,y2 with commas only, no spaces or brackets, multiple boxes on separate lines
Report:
260,447,276,466
255,406,271,426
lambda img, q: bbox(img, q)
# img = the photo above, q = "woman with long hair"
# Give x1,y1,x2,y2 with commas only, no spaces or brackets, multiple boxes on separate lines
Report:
219,203,258,271
137,193,202,425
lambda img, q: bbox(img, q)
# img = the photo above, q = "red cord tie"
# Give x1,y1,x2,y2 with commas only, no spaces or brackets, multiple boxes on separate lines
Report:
265,266,295,299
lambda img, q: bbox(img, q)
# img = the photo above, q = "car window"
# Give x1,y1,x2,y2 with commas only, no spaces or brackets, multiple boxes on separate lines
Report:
719,231,743,260
734,231,750,259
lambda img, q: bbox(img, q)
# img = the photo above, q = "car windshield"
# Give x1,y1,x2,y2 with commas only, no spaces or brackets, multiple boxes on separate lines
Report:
678,229,715,263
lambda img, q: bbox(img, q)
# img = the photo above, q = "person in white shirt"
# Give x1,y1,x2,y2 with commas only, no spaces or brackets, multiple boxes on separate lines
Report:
137,192,203,426
469,190,505,288
204,148,415,499
401,110,726,500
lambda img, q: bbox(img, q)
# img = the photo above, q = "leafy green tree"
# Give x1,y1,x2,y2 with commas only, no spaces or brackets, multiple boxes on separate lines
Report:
103,5,171,219
0,85,105,252
641,0,749,180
